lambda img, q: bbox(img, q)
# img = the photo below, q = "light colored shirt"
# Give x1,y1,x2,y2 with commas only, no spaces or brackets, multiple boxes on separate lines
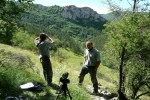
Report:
34,40,52,58
84,48,101,66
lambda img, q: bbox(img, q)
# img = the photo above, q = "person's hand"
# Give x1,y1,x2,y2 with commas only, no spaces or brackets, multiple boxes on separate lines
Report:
35,37,40,40
95,66,98,70
46,34,49,38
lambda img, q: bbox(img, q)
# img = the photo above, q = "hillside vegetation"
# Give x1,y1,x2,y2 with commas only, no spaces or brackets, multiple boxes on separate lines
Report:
20,4,107,50
1,0,150,99
0,43,118,100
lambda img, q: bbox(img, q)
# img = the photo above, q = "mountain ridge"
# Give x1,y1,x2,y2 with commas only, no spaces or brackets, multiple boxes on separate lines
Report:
21,4,107,40
60,5,107,22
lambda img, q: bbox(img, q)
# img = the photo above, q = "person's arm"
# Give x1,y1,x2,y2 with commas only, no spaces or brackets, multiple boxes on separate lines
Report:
46,35,55,44
83,58,86,64
34,37,40,40
95,61,100,69
34,37,40,46
95,50,101,69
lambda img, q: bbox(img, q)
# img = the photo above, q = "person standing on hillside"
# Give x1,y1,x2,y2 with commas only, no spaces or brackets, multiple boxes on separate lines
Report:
34,33,55,86
78,41,101,93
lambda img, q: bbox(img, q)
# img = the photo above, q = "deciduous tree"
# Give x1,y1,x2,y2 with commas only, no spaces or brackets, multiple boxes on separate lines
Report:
0,0,33,44
102,0,150,99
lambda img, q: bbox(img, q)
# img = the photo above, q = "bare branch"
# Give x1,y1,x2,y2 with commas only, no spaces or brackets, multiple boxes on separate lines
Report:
136,92,150,99
127,0,132,8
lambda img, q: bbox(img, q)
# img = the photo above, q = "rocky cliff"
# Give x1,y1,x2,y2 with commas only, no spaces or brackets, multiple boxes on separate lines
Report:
61,5,106,23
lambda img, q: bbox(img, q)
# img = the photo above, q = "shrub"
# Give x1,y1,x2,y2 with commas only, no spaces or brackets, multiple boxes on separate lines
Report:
11,30,37,52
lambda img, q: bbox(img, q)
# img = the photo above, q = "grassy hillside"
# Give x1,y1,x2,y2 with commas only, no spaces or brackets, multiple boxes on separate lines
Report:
0,43,118,100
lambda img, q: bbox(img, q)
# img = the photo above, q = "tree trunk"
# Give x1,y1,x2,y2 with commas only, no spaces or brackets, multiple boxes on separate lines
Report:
133,0,137,12
118,43,126,100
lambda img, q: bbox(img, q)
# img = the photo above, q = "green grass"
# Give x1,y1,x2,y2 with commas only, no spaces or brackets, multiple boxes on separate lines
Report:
0,43,119,100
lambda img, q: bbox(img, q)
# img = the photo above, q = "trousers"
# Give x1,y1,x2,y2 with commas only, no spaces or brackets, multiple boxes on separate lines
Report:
78,64,98,92
40,56,53,85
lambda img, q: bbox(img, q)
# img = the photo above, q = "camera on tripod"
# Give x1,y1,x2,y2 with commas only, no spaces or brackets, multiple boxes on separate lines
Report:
56,72,72,100
59,72,70,84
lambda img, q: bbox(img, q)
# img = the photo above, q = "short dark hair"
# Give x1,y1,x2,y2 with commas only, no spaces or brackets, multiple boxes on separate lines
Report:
40,33,46,41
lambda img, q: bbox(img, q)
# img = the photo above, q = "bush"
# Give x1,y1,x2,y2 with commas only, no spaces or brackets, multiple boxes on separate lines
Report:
11,30,37,52
0,49,43,99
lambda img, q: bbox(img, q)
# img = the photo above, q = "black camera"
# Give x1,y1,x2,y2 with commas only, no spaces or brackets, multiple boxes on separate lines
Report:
56,72,72,100
60,72,70,84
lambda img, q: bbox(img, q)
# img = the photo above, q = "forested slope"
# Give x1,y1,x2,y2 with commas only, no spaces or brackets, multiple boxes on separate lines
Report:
20,4,107,46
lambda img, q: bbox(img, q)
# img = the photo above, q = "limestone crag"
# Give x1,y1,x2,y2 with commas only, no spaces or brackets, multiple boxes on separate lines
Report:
61,5,106,22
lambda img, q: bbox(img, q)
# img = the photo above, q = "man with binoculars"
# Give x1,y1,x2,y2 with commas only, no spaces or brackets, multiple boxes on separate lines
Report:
34,33,55,86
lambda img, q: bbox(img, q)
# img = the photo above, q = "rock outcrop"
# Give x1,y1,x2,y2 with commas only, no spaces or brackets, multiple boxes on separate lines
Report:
86,85,118,100
61,5,106,22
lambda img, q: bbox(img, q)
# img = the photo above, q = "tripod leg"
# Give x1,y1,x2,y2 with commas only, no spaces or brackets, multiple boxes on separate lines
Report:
67,88,72,100
63,90,67,97
56,94,60,100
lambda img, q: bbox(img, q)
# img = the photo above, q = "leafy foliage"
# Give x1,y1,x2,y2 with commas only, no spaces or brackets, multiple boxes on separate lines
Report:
0,48,40,99
20,4,105,42
0,0,33,44
11,30,37,51
103,12,150,99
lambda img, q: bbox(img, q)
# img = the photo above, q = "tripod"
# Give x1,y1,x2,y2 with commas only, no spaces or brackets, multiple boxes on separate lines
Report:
56,82,72,100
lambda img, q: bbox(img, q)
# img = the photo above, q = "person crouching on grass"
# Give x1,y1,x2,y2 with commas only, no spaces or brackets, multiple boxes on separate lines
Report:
34,33,55,86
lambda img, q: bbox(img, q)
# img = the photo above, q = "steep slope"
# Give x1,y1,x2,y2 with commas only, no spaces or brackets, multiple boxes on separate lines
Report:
20,4,107,42
0,43,119,100
60,5,107,29
100,11,121,21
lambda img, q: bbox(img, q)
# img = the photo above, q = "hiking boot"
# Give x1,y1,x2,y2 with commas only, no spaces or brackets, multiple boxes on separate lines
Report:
90,90,99,95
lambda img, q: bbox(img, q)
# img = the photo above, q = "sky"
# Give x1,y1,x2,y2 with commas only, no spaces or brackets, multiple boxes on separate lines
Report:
33,0,122,14
33,0,149,14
